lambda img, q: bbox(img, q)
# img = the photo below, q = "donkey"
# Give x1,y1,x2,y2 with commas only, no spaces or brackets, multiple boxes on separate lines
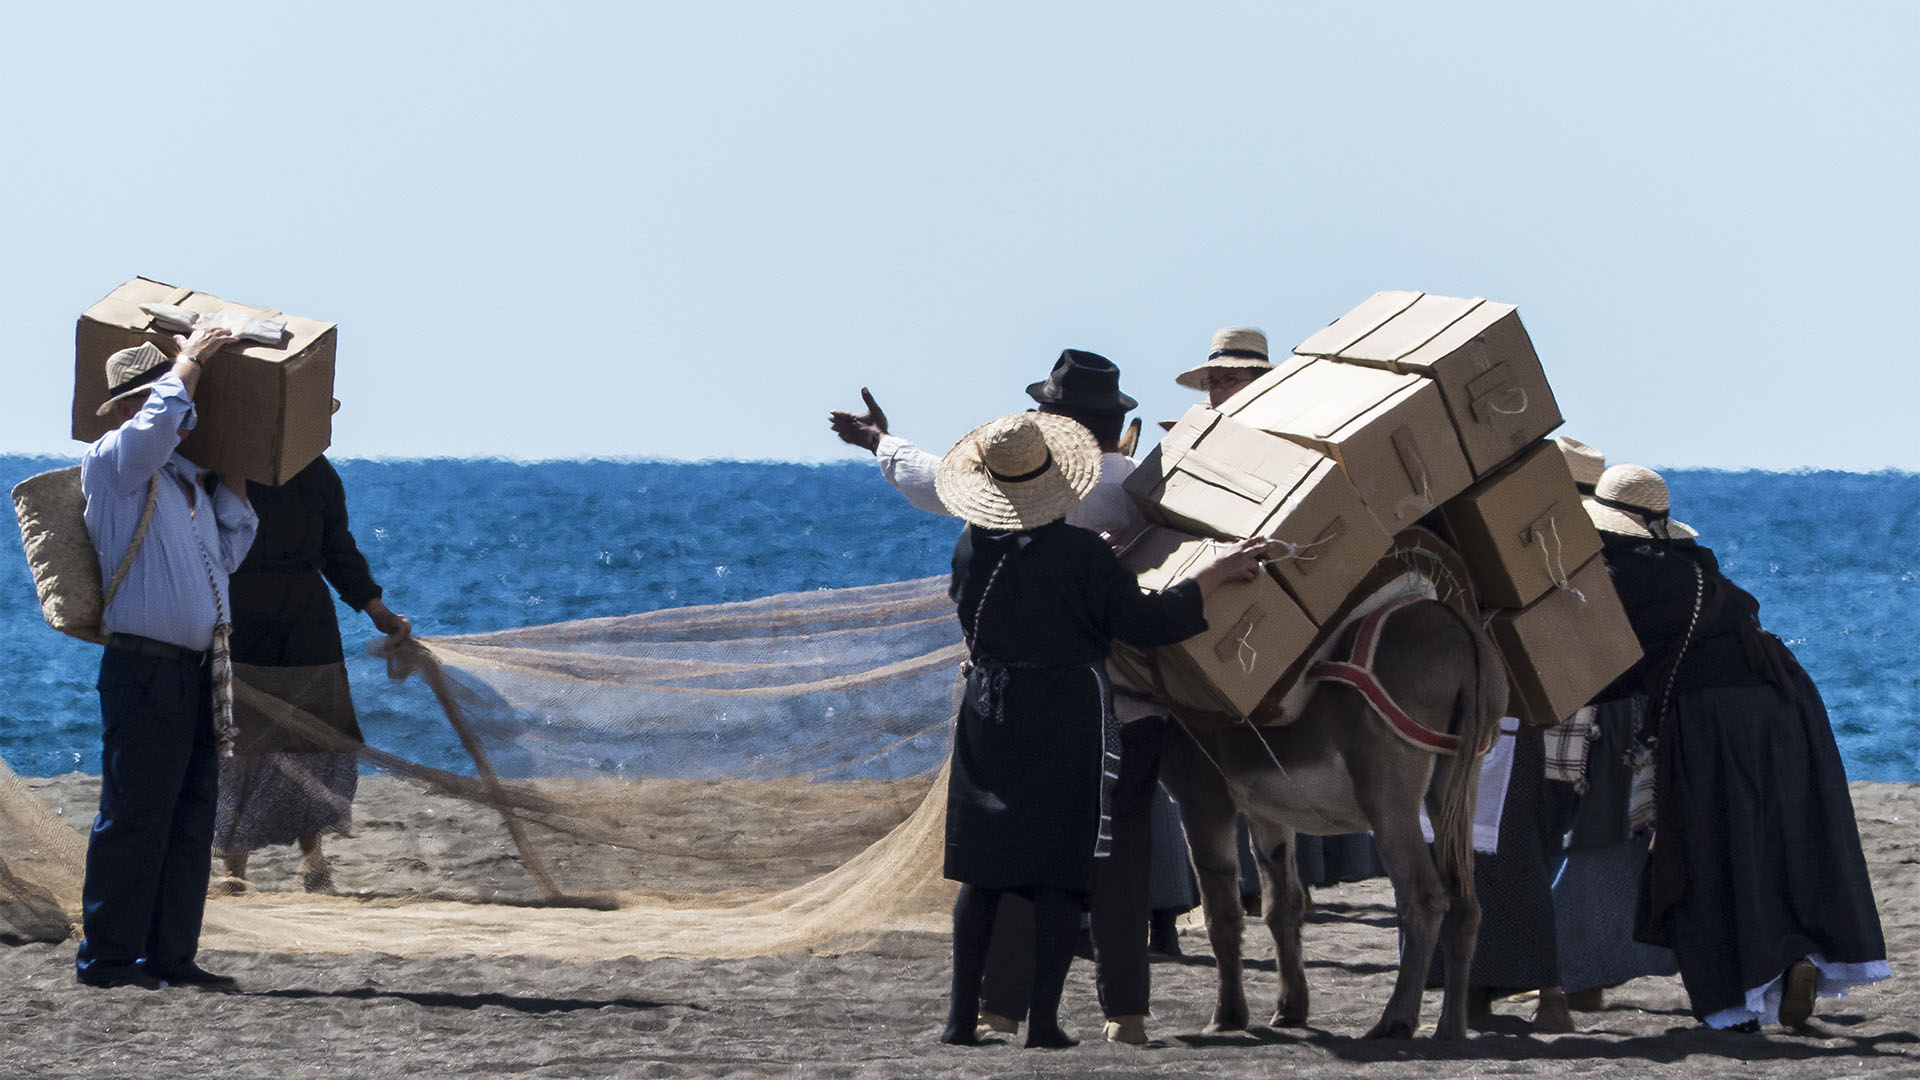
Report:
1158,594,1506,1040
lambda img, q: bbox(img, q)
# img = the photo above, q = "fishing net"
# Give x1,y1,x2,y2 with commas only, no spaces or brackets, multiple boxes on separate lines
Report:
0,575,974,959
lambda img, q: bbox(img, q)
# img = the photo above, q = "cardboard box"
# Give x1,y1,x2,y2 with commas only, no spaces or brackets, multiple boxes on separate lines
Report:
1294,291,1562,476
1113,526,1318,718
72,277,335,486
1487,553,1642,727
1221,357,1474,533
1126,405,1392,624
1442,439,1604,609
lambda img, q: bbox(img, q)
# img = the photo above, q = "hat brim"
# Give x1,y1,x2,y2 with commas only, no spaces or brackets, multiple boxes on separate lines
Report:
1586,501,1697,540
1173,357,1275,391
94,382,158,417
1024,380,1138,414
934,413,1103,530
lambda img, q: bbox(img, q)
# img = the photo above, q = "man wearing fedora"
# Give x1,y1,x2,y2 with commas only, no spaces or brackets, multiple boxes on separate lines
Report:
75,325,258,990
1174,326,1277,409
830,348,1192,1044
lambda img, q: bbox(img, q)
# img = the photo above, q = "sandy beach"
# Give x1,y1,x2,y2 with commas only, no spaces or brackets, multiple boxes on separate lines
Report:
1,774,1913,1079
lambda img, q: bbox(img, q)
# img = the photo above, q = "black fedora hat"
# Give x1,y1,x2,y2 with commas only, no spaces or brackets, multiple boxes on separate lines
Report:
1025,349,1137,414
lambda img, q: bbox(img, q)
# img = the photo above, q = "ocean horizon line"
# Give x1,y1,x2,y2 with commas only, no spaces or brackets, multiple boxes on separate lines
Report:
3,452,1915,477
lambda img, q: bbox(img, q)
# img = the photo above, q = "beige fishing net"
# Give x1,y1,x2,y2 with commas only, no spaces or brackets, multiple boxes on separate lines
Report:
0,576,974,959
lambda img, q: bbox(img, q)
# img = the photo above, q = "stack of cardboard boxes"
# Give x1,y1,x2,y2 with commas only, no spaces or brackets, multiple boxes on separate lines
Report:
72,277,336,485
1120,291,1643,728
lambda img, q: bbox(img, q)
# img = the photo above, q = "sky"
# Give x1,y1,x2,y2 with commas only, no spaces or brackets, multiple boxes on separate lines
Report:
3,2,1915,470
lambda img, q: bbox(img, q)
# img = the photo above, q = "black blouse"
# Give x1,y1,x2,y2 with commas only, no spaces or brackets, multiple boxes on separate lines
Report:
951,520,1206,665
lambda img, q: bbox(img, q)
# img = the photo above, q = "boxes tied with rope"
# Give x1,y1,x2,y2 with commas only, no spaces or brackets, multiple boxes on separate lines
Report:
1108,525,1317,719
72,277,336,486
1221,356,1474,533
1485,553,1642,728
1441,439,1603,610
1293,290,1561,477
1124,405,1392,624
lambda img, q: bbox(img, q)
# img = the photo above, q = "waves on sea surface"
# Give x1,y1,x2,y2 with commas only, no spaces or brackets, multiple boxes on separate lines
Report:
1,457,1913,781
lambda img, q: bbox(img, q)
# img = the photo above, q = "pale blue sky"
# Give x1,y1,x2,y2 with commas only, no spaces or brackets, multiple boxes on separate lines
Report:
4,2,1915,469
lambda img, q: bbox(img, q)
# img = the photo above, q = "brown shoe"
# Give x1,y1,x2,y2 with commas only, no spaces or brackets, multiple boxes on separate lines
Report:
1779,959,1818,1027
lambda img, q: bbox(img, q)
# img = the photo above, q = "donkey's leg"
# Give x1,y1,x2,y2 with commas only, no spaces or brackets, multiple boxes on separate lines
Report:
1161,736,1251,1034
1432,782,1482,1041
1248,817,1309,1027
1360,790,1450,1040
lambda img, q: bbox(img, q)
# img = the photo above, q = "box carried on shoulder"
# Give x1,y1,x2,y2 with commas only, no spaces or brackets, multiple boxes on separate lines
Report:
1442,439,1604,609
72,277,335,486
1294,291,1561,477
1222,357,1474,533
1485,553,1642,727
1111,525,1317,719
1126,406,1391,624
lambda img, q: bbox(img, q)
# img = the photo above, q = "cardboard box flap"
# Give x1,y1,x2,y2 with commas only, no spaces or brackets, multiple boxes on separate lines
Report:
1230,359,1425,441
1294,291,1423,358
1336,294,1488,366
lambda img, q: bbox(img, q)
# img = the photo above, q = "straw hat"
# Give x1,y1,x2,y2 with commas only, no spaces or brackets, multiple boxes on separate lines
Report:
1585,464,1697,540
1554,436,1606,494
934,412,1102,530
94,343,173,416
1174,327,1275,391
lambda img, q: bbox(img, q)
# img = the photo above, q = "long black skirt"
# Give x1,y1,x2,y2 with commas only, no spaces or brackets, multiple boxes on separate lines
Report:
1639,667,1888,1022
945,662,1111,896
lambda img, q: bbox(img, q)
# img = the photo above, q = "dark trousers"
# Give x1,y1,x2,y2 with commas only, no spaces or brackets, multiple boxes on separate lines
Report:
981,716,1169,1019
75,647,217,979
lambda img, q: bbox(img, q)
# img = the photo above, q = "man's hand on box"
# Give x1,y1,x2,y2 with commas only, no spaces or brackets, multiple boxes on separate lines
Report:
175,324,236,363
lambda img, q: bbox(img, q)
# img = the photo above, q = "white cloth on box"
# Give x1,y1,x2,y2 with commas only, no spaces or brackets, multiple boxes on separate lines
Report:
1420,715,1521,853
139,304,288,345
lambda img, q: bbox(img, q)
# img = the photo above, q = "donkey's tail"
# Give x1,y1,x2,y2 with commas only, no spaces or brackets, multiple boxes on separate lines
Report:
1430,606,1508,905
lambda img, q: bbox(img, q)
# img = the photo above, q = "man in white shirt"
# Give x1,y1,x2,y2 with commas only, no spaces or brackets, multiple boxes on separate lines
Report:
829,349,1184,1044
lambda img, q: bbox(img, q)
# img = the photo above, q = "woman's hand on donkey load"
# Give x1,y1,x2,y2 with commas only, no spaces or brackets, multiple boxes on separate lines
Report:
1190,538,1272,596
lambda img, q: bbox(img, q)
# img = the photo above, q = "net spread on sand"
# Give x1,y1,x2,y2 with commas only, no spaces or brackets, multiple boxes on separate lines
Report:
0,538,1464,961
0,577,971,959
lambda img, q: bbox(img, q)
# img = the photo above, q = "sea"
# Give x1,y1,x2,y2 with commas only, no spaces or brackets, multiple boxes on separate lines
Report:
2,457,1914,782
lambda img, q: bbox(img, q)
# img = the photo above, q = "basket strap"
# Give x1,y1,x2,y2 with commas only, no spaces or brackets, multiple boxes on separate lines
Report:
101,475,158,613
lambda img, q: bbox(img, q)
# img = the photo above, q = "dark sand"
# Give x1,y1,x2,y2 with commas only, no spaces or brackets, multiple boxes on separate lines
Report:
1,775,1913,1079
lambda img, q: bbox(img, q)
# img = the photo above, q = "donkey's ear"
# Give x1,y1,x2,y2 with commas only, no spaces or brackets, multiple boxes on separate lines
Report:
1117,417,1141,458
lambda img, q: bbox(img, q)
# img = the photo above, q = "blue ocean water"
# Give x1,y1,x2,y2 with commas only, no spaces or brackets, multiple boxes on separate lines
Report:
2,457,1914,781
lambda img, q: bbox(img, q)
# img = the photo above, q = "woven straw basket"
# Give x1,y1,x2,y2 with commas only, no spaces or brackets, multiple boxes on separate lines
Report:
11,467,107,645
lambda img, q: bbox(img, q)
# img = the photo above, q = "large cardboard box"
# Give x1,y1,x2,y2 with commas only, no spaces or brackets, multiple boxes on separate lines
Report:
1112,526,1318,718
1295,291,1561,477
1221,356,1474,533
1487,553,1642,727
1442,439,1604,609
72,278,335,486
1126,405,1392,624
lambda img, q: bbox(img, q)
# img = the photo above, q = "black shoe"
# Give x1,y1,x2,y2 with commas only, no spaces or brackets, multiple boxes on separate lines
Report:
1148,910,1183,957
154,963,238,989
76,968,164,991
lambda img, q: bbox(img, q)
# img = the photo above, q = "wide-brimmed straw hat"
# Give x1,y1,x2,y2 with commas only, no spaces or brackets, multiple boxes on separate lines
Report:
1585,464,1697,539
94,343,173,416
934,412,1102,530
1175,327,1275,391
1554,436,1606,495
1025,349,1137,414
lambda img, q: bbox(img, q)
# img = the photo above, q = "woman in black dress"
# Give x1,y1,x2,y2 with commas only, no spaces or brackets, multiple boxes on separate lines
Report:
932,411,1263,1048
215,453,409,892
1589,465,1887,1028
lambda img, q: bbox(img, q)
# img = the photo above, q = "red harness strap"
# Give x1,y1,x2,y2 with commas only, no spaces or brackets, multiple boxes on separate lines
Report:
1307,594,1488,757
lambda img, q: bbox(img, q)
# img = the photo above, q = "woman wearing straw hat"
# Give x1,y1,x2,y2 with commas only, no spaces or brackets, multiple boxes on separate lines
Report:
933,412,1264,1048
1586,465,1888,1030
